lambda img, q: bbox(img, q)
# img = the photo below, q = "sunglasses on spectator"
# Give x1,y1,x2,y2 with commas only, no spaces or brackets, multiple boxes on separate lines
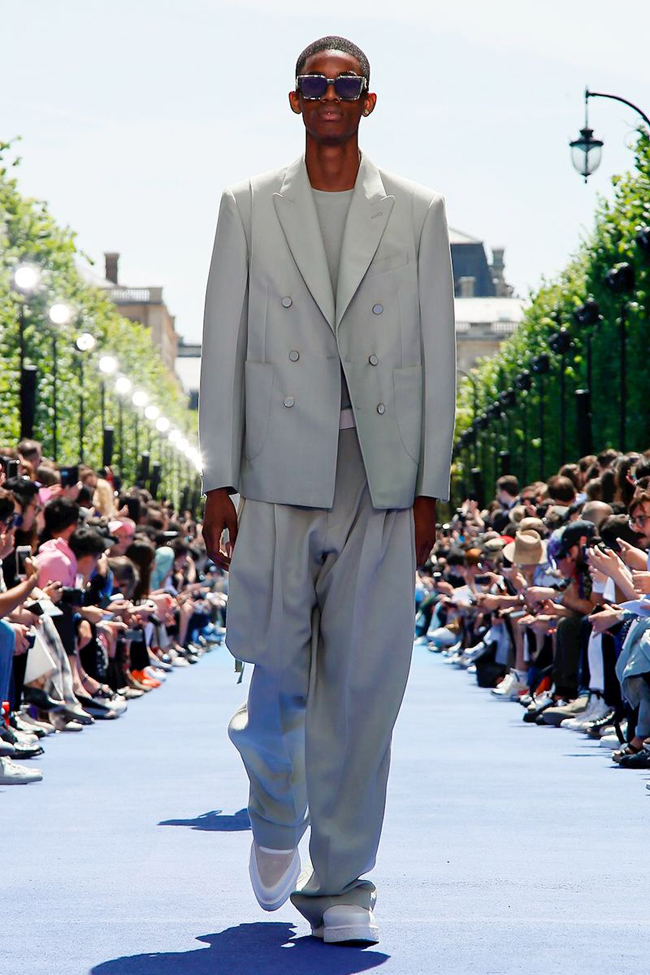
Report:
295,73,368,101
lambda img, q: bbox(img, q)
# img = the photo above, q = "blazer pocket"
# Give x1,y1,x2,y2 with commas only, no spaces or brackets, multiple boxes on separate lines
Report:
393,364,422,463
244,361,274,460
365,251,409,278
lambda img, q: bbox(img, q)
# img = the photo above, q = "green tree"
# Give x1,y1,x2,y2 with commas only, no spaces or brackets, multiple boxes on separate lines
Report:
455,131,650,499
0,139,198,509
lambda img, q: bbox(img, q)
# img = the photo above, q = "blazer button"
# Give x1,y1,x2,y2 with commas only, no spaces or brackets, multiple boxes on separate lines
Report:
376,403,386,415
368,354,378,366
372,303,384,315
289,350,300,362
281,296,293,308
283,396,295,408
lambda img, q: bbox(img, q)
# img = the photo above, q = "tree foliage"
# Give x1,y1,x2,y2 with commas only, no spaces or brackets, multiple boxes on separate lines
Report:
455,131,650,497
0,138,198,506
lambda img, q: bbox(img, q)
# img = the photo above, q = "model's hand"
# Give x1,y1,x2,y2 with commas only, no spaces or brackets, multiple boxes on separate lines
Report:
203,489,238,569
413,496,437,568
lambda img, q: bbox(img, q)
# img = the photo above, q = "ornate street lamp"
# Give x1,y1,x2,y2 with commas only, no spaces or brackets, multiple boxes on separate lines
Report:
571,88,650,182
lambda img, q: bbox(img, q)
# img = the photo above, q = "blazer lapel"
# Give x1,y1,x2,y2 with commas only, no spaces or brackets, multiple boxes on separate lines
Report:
335,154,394,329
273,156,335,332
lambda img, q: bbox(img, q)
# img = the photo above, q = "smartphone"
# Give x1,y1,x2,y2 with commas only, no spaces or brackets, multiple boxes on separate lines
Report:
15,545,32,580
475,574,492,585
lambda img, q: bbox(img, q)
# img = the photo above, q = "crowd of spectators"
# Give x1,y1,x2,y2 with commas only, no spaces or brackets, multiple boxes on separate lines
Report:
0,438,226,785
416,449,650,784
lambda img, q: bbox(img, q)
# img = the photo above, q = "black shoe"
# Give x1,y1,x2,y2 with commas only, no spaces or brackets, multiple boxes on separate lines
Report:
12,741,45,759
523,699,556,723
63,706,94,726
23,687,66,713
617,748,650,769
584,709,616,738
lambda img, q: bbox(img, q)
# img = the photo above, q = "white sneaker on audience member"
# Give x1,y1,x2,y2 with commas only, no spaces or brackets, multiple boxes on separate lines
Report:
0,757,43,784
560,694,609,730
491,670,528,700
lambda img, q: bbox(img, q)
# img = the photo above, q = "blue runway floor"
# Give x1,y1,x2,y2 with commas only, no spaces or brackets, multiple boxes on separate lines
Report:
4,645,650,975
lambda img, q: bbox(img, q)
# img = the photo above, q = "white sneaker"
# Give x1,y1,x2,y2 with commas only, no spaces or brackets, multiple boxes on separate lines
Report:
600,733,623,749
249,842,300,911
491,671,528,700
312,905,380,944
561,695,609,730
0,757,43,784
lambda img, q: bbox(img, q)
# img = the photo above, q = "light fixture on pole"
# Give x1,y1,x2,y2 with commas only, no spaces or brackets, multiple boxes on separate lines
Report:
74,330,96,461
12,262,43,438
47,301,75,462
571,87,649,182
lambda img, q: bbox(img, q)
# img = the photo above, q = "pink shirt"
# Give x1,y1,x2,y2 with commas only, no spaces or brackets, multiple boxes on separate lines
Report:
35,537,78,588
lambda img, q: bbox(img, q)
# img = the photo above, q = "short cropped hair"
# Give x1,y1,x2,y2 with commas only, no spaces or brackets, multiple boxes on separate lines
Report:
296,36,370,83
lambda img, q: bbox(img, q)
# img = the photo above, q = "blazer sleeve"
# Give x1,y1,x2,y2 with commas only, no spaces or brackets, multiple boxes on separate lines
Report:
415,194,457,502
199,188,249,495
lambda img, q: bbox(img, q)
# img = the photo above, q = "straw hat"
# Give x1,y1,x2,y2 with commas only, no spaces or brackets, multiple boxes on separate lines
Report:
502,529,547,566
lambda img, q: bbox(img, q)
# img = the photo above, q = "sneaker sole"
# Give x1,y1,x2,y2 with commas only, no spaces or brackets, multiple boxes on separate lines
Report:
312,923,380,944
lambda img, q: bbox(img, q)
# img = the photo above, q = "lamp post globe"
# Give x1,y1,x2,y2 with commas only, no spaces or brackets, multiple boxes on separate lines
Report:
570,126,603,182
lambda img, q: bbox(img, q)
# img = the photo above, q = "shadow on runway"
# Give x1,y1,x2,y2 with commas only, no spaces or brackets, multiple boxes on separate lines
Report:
90,923,389,974
158,809,251,831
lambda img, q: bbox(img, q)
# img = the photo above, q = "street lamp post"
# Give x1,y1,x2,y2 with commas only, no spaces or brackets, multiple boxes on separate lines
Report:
570,88,650,182
75,331,96,462
48,302,75,462
515,370,532,483
531,353,550,479
605,262,635,451
11,263,42,438
549,327,573,465
458,369,479,468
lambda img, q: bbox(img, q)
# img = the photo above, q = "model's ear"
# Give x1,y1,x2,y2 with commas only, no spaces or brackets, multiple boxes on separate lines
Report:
288,90,302,115
362,92,377,117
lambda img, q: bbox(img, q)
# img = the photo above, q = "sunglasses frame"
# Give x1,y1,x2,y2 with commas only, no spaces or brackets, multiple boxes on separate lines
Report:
295,73,368,101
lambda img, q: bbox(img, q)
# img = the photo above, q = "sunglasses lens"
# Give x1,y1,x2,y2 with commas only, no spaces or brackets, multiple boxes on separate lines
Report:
335,76,365,99
299,75,327,99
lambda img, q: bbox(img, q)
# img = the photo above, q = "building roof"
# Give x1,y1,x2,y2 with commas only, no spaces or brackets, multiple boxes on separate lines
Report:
454,296,527,323
449,227,483,245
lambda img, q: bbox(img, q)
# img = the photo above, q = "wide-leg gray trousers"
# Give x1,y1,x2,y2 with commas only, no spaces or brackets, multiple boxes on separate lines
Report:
226,427,416,927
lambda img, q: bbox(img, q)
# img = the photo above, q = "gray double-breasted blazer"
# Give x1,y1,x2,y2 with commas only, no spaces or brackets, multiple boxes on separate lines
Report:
198,151,456,509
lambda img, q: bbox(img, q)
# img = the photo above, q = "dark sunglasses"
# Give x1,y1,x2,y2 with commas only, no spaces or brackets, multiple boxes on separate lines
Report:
296,73,368,101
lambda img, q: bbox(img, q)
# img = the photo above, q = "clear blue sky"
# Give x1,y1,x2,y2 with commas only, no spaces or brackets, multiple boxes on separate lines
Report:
2,0,649,343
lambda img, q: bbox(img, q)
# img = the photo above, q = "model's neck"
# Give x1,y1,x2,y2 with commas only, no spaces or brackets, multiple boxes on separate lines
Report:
305,136,361,191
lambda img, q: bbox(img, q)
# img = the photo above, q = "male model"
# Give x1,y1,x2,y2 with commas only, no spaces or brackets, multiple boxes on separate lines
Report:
200,35,456,944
